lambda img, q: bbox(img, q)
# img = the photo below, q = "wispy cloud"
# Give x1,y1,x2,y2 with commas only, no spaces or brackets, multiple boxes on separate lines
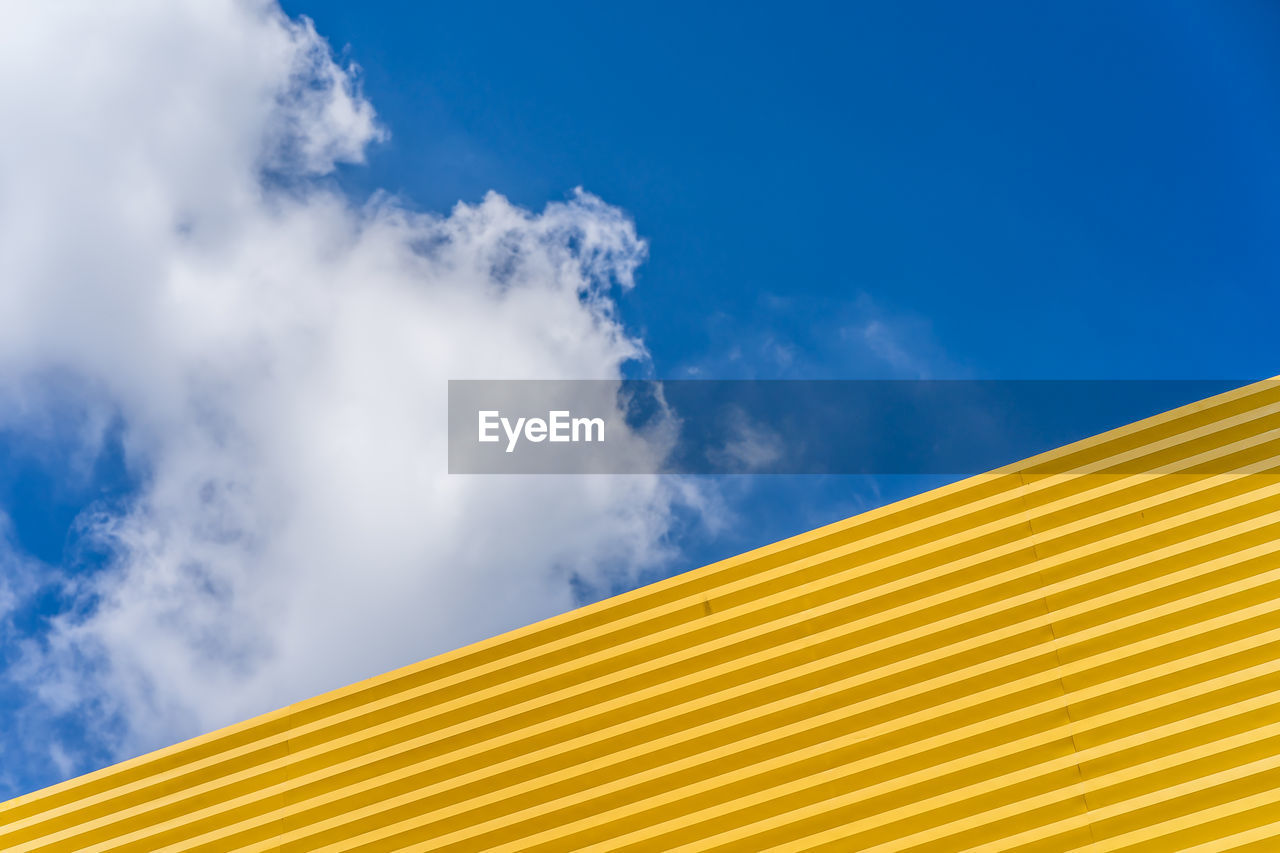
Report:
680,291,960,380
706,407,785,473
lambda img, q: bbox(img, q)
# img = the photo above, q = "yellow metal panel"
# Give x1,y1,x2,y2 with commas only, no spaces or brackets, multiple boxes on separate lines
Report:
6,379,1280,851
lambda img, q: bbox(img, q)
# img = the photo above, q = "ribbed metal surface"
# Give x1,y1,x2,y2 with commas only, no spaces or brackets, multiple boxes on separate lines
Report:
5,379,1280,851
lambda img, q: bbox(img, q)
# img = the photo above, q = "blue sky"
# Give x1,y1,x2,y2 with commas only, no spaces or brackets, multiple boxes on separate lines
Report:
2,0,1279,798
287,0,1280,380
281,0,1280,587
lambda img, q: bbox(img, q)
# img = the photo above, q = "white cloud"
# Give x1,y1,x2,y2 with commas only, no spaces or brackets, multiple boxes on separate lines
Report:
0,0,704,767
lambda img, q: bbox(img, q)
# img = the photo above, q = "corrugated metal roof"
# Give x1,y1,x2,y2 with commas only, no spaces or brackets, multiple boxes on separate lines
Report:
5,379,1280,851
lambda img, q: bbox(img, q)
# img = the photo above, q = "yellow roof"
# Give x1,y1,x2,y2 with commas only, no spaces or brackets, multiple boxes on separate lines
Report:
5,379,1280,851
